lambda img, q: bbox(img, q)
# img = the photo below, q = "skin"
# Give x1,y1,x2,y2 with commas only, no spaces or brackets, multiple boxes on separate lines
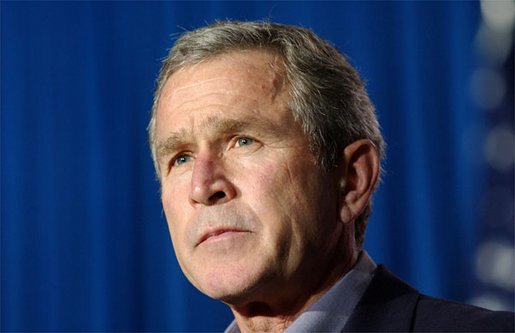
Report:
154,50,380,332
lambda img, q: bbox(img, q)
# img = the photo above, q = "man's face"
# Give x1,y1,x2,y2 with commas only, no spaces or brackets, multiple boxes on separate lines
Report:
154,51,344,305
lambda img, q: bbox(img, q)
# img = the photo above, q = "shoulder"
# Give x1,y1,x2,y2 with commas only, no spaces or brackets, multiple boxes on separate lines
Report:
346,265,514,332
413,295,514,332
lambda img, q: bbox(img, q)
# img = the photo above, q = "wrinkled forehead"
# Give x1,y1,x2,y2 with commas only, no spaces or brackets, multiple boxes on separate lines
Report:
154,50,292,136
152,51,302,154
163,50,287,102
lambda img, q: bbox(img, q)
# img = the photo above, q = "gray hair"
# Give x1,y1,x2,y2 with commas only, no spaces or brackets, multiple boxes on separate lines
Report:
148,20,385,248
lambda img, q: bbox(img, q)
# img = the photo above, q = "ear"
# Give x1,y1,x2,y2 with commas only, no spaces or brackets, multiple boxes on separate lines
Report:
338,139,380,224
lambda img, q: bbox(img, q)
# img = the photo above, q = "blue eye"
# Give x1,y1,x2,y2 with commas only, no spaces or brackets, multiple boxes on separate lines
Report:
236,137,254,147
174,154,191,166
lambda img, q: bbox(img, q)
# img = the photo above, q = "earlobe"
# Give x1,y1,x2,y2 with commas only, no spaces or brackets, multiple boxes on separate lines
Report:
338,139,380,224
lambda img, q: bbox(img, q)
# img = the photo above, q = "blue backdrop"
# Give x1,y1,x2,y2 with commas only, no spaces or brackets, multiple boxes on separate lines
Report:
2,1,513,331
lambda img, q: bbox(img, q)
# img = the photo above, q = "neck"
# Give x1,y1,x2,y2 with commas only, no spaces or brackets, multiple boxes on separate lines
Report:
229,234,358,333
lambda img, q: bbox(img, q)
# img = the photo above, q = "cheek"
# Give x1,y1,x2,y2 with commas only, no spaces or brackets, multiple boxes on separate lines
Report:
242,161,303,238
161,181,190,247
161,187,175,226
249,163,277,191
257,159,333,233
161,174,190,215
243,161,291,207
255,160,311,209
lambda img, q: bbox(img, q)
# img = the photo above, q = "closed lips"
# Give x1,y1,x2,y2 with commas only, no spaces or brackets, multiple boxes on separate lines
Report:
197,228,248,245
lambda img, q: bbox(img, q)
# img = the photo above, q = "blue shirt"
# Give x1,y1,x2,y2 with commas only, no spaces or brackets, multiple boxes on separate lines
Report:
224,251,377,333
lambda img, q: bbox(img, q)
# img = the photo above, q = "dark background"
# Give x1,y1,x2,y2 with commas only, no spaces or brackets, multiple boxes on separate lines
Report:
2,1,513,331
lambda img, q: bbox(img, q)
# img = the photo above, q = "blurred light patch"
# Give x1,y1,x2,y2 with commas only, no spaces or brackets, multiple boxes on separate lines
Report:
475,23,513,65
469,293,513,311
475,240,515,291
483,125,514,172
480,0,515,32
473,0,515,313
469,68,506,110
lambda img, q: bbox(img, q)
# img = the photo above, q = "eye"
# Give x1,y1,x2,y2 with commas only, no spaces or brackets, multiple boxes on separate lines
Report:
173,154,192,166
235,137,254,147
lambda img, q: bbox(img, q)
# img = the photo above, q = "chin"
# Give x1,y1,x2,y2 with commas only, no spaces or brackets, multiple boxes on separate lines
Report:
196,264,271,304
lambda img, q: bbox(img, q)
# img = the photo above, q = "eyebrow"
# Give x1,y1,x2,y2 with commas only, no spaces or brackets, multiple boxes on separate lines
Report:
156,129,190,165
155,116,281,164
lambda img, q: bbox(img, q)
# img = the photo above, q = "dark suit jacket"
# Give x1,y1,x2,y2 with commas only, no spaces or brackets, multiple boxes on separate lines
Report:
344,265,514,332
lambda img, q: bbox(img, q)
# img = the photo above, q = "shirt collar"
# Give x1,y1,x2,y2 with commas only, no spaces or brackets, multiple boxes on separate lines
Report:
224,251,377,333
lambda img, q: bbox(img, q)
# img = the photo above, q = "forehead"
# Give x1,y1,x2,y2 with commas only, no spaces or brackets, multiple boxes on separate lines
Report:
162,50,286,106
155,50,291,139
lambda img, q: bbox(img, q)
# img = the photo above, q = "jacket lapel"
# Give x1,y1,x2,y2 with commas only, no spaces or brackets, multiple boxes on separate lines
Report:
343,265,420,332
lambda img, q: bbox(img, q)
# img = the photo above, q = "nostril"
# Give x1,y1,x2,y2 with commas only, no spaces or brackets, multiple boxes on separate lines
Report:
209,191,226,202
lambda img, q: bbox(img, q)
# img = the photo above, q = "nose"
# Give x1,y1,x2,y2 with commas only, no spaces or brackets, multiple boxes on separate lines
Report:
189,154,236,206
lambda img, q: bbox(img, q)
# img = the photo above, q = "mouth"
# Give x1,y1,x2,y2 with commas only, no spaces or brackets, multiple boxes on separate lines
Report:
197,228,249,246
